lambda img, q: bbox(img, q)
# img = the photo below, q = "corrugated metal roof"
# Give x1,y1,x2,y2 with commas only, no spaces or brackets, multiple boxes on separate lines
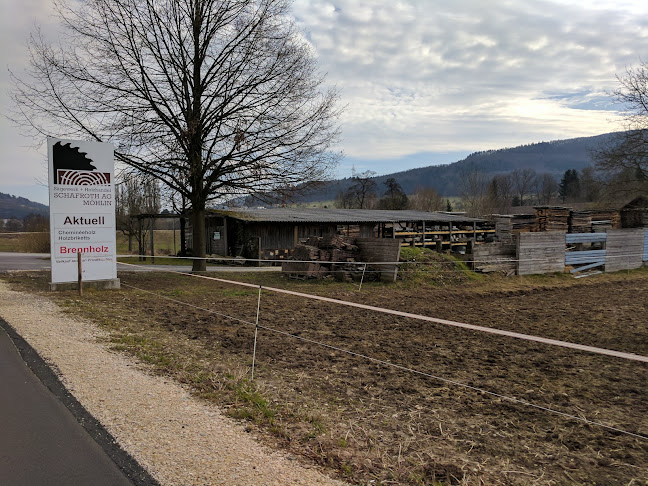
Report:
207,208,484,223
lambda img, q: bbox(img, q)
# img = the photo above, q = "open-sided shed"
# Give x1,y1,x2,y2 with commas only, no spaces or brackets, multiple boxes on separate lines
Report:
187,208,490,260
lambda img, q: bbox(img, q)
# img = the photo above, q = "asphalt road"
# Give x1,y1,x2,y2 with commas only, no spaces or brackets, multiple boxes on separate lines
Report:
0,252,280,273
0,323,135,486
0,253,51,272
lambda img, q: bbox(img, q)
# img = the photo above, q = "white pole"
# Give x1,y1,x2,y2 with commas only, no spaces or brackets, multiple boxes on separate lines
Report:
358,263,367,291
251,285,262,380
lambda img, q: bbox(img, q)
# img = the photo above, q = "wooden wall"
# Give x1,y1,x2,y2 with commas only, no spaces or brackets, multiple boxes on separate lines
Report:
605,228,646,272
471,241,516,273
356,238,401,283
516,232,566,276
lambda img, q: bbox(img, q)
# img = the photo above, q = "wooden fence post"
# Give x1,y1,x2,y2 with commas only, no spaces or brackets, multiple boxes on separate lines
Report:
77,252,83,297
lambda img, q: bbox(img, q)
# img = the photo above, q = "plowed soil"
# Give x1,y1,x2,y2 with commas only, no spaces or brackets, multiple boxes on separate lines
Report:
6,268,648,485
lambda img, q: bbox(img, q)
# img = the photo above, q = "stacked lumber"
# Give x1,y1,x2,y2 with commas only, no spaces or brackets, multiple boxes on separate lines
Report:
293,245,320,260
282,235,368,281
569,210,621,233
569,211,592,233
511,214,536,233
495,216,513,242
592,210,620,229
535,206,570,232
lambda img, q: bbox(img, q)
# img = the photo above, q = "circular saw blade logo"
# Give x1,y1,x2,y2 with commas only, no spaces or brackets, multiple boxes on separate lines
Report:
53,142,111,185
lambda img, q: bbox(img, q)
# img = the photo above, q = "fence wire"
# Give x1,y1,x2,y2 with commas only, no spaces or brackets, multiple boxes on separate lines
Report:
116,269,648,442
117,261,648,363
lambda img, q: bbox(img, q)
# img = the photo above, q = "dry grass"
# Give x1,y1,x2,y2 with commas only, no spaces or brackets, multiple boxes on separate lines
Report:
4,266,648,485
0,232,50,252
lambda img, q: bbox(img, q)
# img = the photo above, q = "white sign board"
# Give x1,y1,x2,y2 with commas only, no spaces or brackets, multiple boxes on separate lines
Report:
48,138,117,283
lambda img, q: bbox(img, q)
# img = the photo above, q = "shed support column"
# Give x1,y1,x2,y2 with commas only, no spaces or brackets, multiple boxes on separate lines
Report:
294,225,299,247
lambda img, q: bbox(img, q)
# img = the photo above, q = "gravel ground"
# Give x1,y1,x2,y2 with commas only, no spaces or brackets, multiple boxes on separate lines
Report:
0,280,343,486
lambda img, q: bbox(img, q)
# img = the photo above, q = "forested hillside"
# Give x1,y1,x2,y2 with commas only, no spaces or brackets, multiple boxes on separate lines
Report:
0,192,48,219
298,132,618,203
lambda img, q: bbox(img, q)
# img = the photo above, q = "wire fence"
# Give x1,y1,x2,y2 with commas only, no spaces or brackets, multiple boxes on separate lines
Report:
116,251,648,265
114,260,648,442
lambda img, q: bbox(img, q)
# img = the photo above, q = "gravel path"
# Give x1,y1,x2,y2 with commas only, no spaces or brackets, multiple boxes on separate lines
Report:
0,281,343,486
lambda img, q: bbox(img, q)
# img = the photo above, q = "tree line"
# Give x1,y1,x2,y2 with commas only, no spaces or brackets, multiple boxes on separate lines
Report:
0,213,49,233
334,163,646,217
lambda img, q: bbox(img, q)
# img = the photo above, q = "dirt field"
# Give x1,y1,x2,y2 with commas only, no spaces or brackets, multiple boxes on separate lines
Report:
5,263,648,485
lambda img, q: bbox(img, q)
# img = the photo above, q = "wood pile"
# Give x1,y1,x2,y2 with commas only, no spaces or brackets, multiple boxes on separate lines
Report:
569,211,593,233
261,248,291,260
495,216,513,241
570,210,620,233
511,214,536,233
283,235,373,282
534,206,570,232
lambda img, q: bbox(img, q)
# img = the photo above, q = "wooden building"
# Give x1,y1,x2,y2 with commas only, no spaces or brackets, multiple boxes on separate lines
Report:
186,208,492,260
621,196,648,228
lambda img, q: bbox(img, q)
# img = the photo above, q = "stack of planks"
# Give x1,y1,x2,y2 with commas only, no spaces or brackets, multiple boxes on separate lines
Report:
495,216,513,241
569,210,621,233
569,211,593,233
283,235,366,280
511,214,536,233
535,206,570,232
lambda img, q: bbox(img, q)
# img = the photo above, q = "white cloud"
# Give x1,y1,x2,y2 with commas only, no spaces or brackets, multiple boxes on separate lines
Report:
293,0,643,163
3,0,647,204
1,0,59,203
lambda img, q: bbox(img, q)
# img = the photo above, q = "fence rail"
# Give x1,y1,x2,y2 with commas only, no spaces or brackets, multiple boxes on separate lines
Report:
114,261,648,441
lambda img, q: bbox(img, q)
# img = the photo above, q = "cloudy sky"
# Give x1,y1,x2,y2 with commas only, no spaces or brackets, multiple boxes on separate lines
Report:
2,0,647,205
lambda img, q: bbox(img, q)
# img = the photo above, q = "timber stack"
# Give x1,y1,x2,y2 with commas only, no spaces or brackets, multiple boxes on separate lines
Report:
569,209,620,233
282,235,372,281
535,206,570,232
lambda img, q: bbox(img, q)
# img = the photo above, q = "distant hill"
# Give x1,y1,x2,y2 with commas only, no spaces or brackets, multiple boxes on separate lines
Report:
0,192,49,219
297,132,619,203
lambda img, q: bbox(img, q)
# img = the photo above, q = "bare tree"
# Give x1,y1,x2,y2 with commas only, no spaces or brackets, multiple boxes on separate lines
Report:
579,166,603,203
348,169,378,209
534,173,559,205
334,189,354,209
334,169,377,209
511,168,537,206
408,186,444,212
487,174,514,213
11,0,341,270
115,177,161,252
459,170,489,216
594,62,648,199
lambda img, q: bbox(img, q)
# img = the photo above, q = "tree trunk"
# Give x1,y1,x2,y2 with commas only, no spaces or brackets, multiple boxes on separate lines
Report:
191,208,207,272
180,217,186,257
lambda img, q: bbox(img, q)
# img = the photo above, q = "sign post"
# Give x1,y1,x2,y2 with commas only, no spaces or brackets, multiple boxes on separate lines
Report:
48,138,120,290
